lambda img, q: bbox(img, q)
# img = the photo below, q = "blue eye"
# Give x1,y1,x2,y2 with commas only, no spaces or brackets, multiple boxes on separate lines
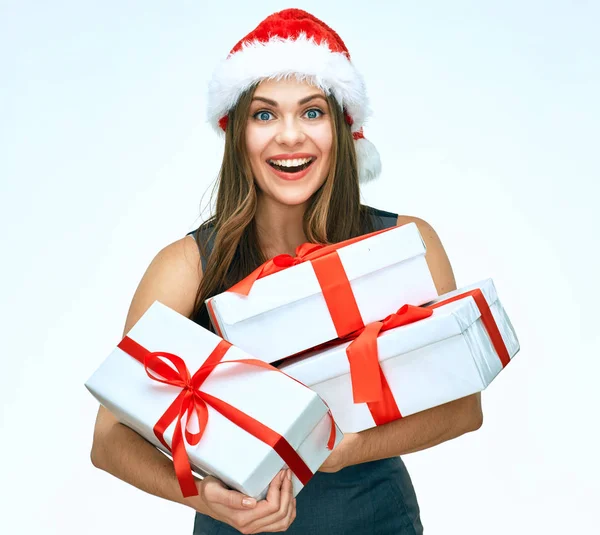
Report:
305,109,323,119
254,111,273,121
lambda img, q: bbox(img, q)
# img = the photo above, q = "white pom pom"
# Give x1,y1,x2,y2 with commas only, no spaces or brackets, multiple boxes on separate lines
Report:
355,136,382,183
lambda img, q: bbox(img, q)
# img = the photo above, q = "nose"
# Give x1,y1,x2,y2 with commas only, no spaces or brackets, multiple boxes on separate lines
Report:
275,116,306,147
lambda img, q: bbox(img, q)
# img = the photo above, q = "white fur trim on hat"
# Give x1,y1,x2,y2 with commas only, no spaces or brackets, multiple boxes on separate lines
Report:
208,33,369,135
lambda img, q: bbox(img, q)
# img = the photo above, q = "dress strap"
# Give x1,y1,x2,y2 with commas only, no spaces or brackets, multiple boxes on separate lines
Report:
186,223,216,274
363,205,398,231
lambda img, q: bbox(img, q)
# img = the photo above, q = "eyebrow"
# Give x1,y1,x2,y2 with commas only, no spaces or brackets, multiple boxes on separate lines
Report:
251,94,327,106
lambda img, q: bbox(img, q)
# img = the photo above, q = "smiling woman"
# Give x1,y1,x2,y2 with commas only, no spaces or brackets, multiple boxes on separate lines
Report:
90,7,481,535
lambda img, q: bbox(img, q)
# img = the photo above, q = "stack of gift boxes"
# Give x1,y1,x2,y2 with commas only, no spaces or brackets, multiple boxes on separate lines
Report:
86,222,520,500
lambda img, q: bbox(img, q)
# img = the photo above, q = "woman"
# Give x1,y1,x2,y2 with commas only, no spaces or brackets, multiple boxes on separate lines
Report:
91,9,483,534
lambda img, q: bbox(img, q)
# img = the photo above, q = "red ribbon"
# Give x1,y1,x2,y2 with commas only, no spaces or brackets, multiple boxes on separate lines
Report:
336,288,510,426
352,128,365,141
428,289,511,367
227,226,393,296
345,305,433,425
219,226,397,339
117,336,335,498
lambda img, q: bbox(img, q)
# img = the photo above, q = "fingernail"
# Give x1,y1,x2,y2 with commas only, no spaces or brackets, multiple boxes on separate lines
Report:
287,469,292,481
242,497,255,507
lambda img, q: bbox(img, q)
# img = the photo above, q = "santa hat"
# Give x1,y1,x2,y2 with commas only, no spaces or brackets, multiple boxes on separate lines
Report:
207,8,381,183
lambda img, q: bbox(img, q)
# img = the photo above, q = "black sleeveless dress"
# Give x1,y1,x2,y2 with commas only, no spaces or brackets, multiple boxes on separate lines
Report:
186,206,424,535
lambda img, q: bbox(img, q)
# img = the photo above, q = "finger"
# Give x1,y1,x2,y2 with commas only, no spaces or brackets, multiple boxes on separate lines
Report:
271,499,297,534
244,470,292,533
249,497,296,534
264,469,286,510
279,470,294,513
287,499,297,526
274,495,297,533
237,470,285,528
226,471,287,533
202,477,257,510
246,469,295,533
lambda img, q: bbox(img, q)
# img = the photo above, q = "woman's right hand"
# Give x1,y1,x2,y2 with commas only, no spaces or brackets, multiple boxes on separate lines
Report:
186,469,297,534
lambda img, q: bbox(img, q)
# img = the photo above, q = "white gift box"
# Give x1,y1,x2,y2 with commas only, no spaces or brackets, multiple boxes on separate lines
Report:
207,222,438,363
278,279,520,433
85,301,342,499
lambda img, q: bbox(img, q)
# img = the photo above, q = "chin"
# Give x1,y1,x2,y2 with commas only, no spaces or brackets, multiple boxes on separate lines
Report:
275,192,316,207
262,176,326,206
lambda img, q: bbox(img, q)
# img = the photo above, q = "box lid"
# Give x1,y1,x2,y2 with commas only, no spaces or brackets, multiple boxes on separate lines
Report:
209,223,426,326
279,297,482,385
278,280,501,386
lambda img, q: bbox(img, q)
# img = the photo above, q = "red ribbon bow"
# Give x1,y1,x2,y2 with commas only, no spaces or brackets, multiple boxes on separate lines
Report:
227,226,394,297
210,226,399,341
315,288,511,427
118,336,335,498
347,305,433,400
270,243,324,269
343,304,433,425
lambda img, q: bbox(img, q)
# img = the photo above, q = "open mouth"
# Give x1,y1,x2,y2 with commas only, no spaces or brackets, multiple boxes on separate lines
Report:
267,157,315,174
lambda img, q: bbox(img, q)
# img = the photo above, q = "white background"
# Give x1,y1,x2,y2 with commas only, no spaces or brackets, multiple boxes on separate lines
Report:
2,1,598,533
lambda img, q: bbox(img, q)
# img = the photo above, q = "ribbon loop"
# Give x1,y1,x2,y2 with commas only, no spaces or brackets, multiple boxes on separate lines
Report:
183,395,209,446
143,351,191,387
272,254,296,268
382,304,433,330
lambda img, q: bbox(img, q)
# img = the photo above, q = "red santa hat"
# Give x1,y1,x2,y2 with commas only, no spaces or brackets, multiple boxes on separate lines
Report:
207,8,381,183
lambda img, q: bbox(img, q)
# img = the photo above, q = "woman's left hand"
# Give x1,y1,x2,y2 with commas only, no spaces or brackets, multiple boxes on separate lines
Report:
318,432,360,473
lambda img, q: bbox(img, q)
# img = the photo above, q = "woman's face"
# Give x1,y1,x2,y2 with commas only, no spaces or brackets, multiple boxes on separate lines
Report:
245,78,333,207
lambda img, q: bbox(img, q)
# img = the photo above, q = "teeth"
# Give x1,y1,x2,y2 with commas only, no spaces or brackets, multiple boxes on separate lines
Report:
269,157,312,167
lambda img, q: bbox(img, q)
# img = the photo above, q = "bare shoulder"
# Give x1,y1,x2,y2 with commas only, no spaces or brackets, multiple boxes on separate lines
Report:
94,235,203,433
395,215,437,241
122,235,203,337
395,215,457,295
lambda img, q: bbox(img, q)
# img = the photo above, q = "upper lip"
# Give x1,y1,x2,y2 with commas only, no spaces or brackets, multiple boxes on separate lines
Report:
267,153,316,161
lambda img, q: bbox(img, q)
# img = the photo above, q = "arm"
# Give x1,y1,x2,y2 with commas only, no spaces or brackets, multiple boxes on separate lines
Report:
91,236,296,534
320,216,483,472
91,237,207,507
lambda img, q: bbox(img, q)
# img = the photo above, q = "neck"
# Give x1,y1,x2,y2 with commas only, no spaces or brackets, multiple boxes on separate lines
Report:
255,195,309,259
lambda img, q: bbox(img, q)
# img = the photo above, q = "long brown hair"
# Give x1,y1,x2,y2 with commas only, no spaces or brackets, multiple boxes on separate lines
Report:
191,81,374,327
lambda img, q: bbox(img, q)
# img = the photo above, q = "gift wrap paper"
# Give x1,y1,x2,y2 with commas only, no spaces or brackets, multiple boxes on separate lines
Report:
279,279,520,432
86,301,343,498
